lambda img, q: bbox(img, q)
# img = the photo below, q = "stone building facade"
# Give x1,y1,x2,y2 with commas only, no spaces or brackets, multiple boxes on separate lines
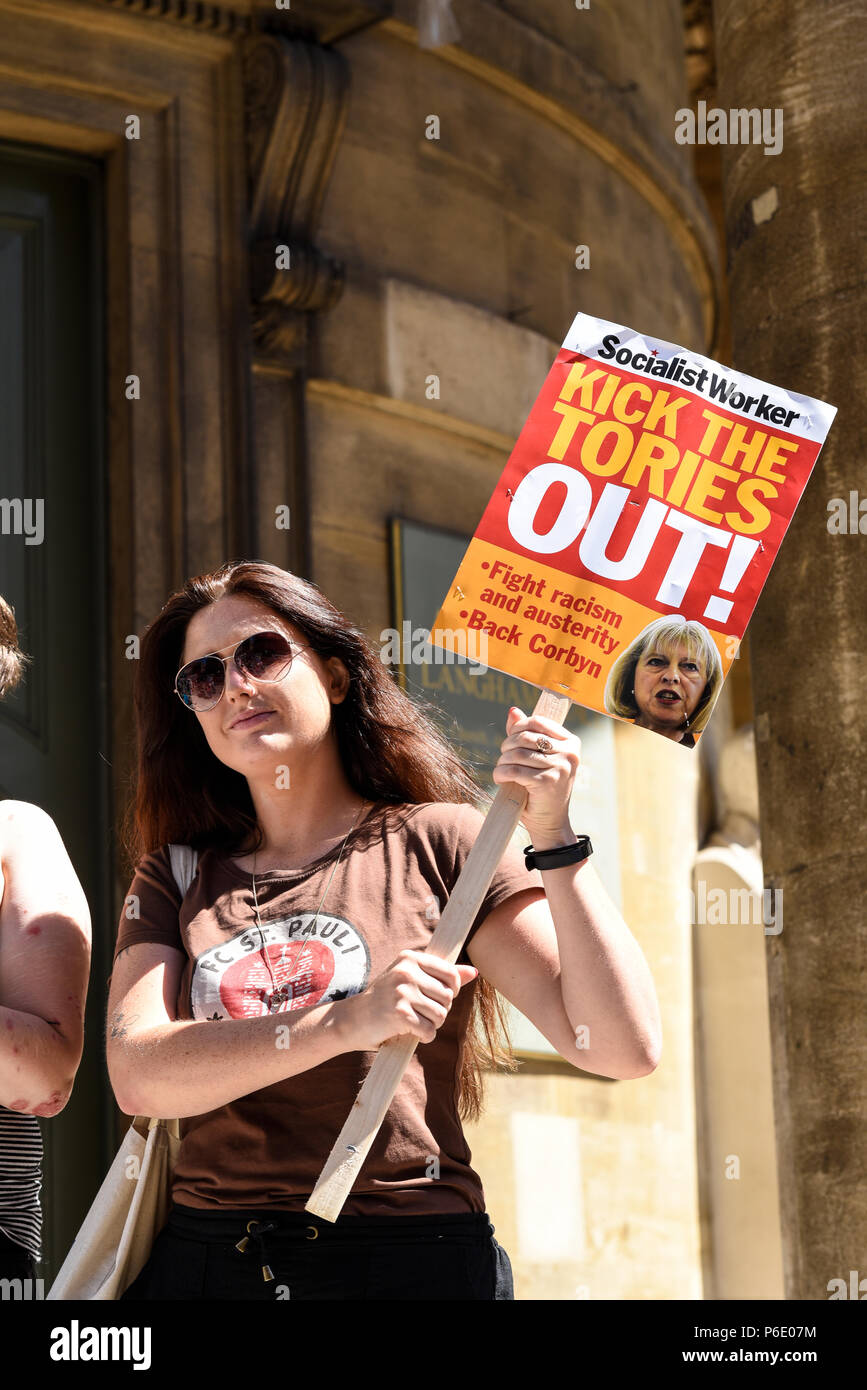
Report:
2,0,852,1301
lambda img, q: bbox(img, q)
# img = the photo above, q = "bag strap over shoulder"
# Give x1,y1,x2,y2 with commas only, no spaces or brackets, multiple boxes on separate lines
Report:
131,1115,180,1141
167,843,199,898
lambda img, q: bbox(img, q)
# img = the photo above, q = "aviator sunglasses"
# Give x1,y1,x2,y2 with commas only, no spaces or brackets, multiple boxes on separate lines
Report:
174,630,312,712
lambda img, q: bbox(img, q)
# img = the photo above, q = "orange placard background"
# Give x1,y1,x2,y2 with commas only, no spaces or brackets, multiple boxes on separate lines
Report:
431,535,734,706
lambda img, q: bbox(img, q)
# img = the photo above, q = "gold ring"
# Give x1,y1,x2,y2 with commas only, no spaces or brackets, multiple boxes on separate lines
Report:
535,736,553,754
305,1225,319,1240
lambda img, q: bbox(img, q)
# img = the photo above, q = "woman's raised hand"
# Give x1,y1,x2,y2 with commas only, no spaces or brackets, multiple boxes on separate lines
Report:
346,949,479,1051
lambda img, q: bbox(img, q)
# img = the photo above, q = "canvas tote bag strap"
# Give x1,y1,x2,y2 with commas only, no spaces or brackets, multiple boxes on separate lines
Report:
46,845,197,1299
130,1115,181,1142
167,842,199,898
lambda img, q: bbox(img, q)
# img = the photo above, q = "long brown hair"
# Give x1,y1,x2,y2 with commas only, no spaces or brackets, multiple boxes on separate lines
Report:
125,559,518,1121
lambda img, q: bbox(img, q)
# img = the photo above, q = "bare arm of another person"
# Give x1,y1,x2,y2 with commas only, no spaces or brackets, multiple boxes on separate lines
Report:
107,942,477,1119
0,801,92,1115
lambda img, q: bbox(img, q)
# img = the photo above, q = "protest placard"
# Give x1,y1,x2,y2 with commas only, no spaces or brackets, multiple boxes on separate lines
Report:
429,312,837,746
305,312,837,1227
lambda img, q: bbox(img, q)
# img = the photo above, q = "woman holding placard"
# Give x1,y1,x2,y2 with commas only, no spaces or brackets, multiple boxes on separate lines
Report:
108,560,660,1300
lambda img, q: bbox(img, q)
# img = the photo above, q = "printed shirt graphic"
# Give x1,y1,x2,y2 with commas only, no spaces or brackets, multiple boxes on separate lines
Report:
113,800,544,1216
191,913,371,1020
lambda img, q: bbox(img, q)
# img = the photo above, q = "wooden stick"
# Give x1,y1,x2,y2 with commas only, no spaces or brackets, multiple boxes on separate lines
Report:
305,686,572,1222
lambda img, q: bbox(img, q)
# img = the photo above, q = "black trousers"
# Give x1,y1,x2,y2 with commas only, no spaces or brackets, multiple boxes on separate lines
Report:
122,1203,514,1301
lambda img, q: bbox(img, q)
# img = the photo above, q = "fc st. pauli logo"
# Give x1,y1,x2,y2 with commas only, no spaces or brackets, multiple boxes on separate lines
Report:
190,914,370,1020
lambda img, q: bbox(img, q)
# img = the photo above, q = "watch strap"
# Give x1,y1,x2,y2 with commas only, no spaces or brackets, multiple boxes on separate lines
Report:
524,835,593,871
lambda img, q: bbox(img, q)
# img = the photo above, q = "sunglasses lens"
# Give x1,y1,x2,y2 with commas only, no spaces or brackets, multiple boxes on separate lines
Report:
176,632,298,710
237,632,294,682
177,657,224,710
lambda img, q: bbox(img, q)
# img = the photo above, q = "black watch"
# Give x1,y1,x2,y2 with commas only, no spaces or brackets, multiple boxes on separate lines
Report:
524,836,593,871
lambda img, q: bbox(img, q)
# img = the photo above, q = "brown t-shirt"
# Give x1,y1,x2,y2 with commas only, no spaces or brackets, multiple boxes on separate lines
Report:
113,800,544,1215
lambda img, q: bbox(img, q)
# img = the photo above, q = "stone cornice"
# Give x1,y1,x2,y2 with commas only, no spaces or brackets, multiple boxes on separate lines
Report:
89,0,391,43
92,0,251,36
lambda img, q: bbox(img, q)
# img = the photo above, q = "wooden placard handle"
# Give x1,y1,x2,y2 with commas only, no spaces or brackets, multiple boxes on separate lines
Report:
304,687,572,1222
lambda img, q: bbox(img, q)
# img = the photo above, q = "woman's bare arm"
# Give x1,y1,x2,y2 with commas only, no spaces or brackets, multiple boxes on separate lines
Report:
106,940,361,1117
468,871,661,1080
0,802,91,1115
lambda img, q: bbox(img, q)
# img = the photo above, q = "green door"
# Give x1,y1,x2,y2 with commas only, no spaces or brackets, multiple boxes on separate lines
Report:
0,142,111,1284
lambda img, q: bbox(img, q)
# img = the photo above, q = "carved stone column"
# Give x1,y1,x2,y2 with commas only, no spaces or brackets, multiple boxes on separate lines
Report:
713,0,867,1300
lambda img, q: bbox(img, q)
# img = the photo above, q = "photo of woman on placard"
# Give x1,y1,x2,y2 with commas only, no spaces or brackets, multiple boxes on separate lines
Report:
603,615,723,747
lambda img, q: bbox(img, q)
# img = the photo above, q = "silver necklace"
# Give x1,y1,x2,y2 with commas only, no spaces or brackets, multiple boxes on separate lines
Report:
249,801,369,1008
